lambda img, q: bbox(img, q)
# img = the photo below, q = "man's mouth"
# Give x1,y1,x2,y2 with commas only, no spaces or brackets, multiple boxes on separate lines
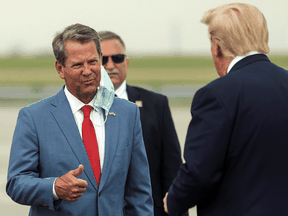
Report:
83,78,96,83
107,71,118,75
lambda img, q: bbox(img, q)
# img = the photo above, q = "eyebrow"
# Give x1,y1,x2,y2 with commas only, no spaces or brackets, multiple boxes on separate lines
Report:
68,61,82,66
68,57,98,65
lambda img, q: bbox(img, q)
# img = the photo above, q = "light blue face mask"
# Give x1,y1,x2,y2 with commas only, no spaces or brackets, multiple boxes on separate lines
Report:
92,66,115,116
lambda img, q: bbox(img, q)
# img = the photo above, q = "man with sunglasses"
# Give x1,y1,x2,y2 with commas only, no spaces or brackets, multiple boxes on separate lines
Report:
99,31,185,216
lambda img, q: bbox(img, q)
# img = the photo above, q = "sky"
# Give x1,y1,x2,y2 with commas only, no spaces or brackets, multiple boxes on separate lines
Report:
1,0,288,56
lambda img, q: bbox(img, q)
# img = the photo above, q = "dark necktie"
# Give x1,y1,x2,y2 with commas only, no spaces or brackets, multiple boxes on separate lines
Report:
82,105,101,186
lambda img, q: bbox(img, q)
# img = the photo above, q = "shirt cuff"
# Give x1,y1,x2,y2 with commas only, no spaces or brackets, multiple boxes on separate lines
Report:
53,178,59,200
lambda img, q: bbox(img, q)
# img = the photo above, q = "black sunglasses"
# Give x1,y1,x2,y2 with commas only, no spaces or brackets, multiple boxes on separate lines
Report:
102,54,126,65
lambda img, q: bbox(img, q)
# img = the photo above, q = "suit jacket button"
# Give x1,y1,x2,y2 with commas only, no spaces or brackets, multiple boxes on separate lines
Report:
99,191,102,196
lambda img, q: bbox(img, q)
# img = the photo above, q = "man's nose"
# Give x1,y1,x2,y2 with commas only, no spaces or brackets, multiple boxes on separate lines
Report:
82,64,92,76
104,57,115,70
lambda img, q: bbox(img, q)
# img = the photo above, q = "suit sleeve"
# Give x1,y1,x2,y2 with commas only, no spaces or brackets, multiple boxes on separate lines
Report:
167,86,232,215
6,108,61,211
161,97,182,195
124,106,154,216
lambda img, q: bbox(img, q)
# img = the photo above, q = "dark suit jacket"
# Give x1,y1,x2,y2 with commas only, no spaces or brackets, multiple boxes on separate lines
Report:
127,85,183,216
167,54,288,216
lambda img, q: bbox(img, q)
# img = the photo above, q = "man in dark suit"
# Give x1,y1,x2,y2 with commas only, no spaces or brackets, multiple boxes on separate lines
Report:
99,31,185,216
6,23,153,216
163,3,288,216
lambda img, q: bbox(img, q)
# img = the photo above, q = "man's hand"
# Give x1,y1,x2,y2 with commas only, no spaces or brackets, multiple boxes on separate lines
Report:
55,164,88,202
163,192,169,214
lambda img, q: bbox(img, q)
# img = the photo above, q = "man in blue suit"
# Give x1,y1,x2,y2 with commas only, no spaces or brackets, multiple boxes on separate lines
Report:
6,23,153,215
164,3,288,216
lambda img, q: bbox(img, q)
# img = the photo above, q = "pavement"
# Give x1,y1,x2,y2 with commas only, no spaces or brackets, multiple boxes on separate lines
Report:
0,106,197,216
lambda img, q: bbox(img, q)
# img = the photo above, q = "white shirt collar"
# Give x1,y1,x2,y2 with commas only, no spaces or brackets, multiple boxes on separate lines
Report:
115,80,127,96
115,80,128,99
227,51,261,74
64,86,95,114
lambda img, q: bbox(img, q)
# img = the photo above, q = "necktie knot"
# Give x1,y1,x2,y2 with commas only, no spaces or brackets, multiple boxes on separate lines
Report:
82,105,93,118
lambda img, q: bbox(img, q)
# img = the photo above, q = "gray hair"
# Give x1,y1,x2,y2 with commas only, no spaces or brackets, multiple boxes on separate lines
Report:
52,23,101,66
98,31,126,50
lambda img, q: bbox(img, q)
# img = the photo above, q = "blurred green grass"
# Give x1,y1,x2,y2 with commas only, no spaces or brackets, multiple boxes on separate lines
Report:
1,55,287,86
0,56,216,86
1,55,287,107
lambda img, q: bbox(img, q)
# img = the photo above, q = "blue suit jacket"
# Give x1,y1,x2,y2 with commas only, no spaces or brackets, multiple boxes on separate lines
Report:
6,87,153,216
167,54,288,216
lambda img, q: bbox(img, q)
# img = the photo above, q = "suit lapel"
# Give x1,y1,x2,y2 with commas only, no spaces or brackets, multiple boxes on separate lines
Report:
126,85,145,124
50,88,98,191
126,85,139,103
99,105,119,191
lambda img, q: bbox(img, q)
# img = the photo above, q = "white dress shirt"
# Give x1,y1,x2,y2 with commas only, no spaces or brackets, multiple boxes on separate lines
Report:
53,86,106,199
64,86,105,169
115,80,128,100
227,51,261,74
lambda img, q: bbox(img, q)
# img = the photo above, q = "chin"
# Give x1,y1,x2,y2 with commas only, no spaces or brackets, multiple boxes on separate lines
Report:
83,85,98,95
110,77,118,84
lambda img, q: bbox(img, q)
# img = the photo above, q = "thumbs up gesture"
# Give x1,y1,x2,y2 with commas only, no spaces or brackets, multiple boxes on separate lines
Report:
55,164,88,202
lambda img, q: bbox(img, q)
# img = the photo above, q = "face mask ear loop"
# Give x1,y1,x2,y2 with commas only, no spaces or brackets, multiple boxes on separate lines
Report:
94,112,108,127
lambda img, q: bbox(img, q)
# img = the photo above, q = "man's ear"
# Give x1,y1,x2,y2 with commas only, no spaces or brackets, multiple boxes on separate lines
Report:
55,60,65,79
212,38,223,58
217,45,223,58
125,57,129,69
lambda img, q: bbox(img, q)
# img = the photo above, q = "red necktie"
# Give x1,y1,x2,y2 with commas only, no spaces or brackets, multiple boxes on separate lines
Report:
82,105,101,186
